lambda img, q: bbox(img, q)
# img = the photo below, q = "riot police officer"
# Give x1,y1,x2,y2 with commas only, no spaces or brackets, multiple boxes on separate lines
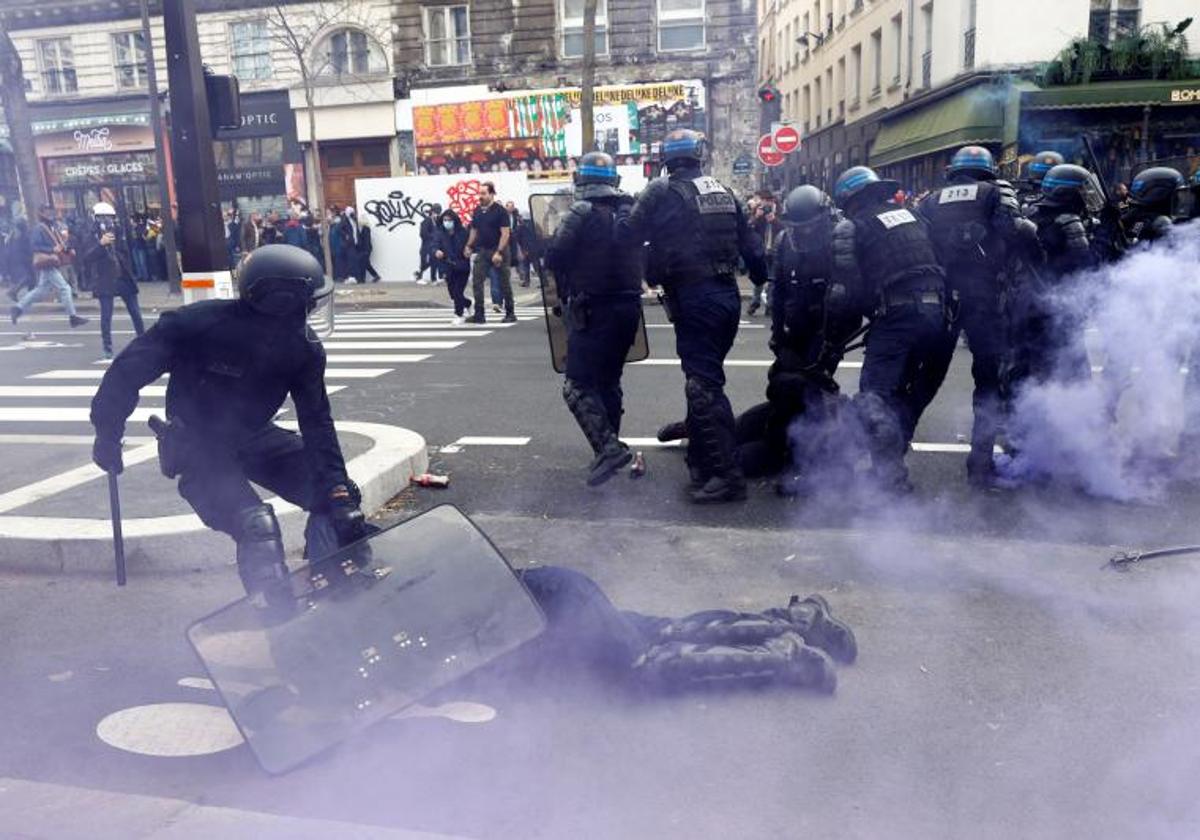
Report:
1011,163,1107,389
1018,150,1065,208
545,152,643,486
831,166,952,493
916,146,1035,487
618,129,766,503
746,185,862,493
1123,166,1187,245
90,244,370,604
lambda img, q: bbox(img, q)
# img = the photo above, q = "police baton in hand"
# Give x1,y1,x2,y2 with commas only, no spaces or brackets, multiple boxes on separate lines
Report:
107,471,126,587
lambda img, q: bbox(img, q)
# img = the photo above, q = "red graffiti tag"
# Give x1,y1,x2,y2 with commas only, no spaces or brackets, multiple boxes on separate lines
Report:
446,179,482,226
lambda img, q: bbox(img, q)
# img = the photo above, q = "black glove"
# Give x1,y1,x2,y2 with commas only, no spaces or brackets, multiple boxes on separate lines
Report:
327,484,368,546
93,436,123,475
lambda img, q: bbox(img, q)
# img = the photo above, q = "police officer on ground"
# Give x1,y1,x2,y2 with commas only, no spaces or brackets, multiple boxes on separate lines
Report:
618,129,767,503
915,146,1036,488
831,166,952,494
90,244,371,604
1122,166,1188,245
1018,150,1065,209
545,152,644,486
753,184,862,494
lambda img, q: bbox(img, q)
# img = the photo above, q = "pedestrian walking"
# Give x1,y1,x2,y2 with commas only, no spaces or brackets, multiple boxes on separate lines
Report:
507,201,537,288
130,212,151,282
415,206,437,284
3,219,33,302
465,182,514,323
431,209,472,322
78,202,146,359
11,204,87,328
355,220,381,283
241,211,262,256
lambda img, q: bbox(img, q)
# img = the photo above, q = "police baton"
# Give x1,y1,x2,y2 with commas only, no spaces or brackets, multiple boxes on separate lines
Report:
106,470,127,587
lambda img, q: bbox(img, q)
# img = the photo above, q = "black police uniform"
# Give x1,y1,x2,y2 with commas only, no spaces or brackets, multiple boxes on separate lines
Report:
833,200,951,490
1011,205,1098,387
546,192,643,479
738,210,861,483
90,298,352,580
916,178,1027,481
620,165,766,499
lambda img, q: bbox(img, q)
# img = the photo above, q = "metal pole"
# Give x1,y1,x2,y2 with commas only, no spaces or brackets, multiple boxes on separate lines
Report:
107,472,127,587
580,0,598,152
140,0,181,295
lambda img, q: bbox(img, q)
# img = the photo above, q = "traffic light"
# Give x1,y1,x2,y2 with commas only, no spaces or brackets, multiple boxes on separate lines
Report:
758,86,780,104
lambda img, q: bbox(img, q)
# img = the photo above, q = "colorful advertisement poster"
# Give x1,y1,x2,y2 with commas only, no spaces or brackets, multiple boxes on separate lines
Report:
412,80,706,176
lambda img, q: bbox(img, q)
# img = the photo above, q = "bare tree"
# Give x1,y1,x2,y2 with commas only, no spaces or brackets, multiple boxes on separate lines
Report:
257,1,391,280
0,18,46,214
579,0,598,152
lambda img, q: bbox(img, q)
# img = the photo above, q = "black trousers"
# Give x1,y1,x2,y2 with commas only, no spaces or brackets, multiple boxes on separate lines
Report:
98,290,145,353
565,295,641,431
445,267,471,315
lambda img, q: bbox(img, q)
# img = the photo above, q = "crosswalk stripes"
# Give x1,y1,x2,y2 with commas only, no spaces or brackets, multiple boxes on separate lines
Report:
0,307,533,433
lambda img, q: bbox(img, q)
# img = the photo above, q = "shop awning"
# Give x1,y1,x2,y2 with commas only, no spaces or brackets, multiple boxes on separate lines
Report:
870,85,1006,167
1022,79,1200,110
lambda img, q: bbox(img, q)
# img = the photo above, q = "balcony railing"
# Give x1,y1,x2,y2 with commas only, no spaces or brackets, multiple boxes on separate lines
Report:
922,50,932,88
964,28,976,70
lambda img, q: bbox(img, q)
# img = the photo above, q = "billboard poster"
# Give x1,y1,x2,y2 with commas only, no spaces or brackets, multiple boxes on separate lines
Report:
411,80,706,176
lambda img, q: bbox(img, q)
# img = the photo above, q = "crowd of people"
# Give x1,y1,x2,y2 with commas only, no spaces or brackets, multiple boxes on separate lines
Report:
224,204,380,285
543,132,1200,503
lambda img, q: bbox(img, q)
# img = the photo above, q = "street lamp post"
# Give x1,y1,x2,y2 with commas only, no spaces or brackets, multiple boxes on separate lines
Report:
139,0,181,295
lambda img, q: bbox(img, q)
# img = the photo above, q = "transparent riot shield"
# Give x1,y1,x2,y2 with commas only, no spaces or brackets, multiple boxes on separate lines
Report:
186,505,546,774
528,193,650,374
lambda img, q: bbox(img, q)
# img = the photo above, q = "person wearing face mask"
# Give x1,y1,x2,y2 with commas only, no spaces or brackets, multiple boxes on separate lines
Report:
431,209,472,323
78,202,146,360
89,244,370,604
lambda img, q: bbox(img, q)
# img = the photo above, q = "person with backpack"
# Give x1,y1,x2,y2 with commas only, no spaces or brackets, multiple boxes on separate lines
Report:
11,204,87,328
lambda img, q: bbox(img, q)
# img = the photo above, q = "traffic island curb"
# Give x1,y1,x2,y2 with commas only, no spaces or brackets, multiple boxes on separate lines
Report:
0,421,428,577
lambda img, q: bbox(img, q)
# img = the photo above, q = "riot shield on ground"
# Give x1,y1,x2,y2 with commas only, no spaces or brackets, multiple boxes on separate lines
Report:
186,505,546,774
528,193,650,374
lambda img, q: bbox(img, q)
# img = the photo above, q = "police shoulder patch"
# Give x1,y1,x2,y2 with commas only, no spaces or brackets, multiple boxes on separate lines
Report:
938,184,979,204
875,208,917,229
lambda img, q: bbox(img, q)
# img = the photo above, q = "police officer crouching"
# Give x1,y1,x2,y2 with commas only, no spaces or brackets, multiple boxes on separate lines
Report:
916,146,1034,488
618,129,767,503
90,244,371,604
832,166,952,494
546,152,643,486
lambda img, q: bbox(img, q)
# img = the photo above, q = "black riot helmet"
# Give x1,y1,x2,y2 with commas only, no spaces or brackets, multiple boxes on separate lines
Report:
1026,151,1065,187
1129,166,1185,210
783,185,833,222
574,151,622,199
238,244,333,318
1039,164,1105,215
832,166,899,210
661,129,707,170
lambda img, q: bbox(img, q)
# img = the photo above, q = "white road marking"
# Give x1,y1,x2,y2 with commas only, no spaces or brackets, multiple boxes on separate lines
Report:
646,323,766,330
95,702,244,757
322,341,464,350
177,677,215,691
450,436,531,446
28,368,381,380
620,437,683,448
0,406,160,423
319,354,431,363
0,441,158,513
321,369,392,379
0,385,343,397
0,433,154,445
329,330,492,338
630,358,862,370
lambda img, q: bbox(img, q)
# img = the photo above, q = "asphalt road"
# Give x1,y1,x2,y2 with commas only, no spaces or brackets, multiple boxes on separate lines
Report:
2,293,1200,839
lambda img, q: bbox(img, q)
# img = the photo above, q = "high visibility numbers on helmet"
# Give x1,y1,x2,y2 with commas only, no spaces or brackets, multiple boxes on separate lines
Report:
938,184,979,204
875,209,917,229
691,177,727,195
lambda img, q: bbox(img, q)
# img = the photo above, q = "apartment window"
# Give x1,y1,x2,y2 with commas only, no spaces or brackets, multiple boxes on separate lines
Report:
964,0,976,69
825,66,833,122
849,43,861,106
1089,1,1141,44
890,14,902,84
836,55,846,113
423,7,472,67
921,2,933,88
802,84,811,133
317,27,386,75
870,28,882,95
37,38,77,95
658,0,705,51
801,11,811,58
814,76,822,127
560,0,609,58
230,20,272,81
111,32,149,90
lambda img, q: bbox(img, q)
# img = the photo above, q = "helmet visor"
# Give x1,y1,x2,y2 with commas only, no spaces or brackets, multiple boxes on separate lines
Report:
307,276,336,338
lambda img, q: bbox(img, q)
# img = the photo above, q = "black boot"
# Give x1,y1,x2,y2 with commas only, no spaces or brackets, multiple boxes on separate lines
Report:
235,504,292,610
685,378,746,503
564,379,632,486
656,420,688,442
765,594,857,664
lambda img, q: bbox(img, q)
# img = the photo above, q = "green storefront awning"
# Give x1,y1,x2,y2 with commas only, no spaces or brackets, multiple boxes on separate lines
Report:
870,85,1006,167
1022,79,1200,110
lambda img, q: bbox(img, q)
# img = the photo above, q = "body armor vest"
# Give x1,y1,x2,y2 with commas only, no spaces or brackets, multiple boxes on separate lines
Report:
851,201,942,293
562,201,642,296
665,175,740,282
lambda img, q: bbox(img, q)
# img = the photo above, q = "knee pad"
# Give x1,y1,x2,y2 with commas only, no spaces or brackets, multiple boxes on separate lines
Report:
684,377,718,413
234,504,287,597
237,503,281,543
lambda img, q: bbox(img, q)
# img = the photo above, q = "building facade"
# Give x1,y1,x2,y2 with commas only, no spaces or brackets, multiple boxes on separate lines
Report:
757,0,1199,194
